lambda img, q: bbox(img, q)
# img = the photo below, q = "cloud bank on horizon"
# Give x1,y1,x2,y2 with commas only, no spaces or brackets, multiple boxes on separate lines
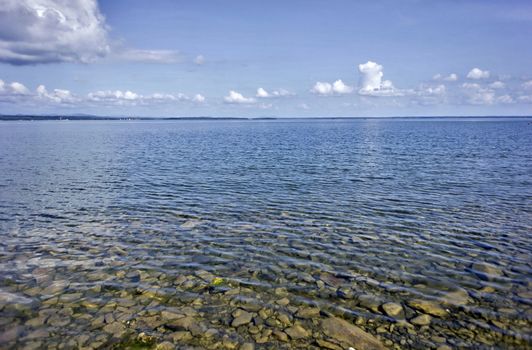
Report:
0,0,531,116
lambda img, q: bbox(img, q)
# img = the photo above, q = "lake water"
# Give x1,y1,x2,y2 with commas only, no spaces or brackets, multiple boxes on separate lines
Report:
0,119,531,349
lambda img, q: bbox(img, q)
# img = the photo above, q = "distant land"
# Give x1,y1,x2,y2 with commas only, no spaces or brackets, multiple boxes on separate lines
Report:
0,115,530,121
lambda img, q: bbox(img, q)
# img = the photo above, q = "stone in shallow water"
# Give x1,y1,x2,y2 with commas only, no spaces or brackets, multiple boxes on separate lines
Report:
471,262,502,281
441,288,470,306
103,321,126,337
296,307,320,319
321,317,385,350
316,339,343,350
285,324,310,339
155,341,175,350
381,302,403,317
240,343,255,350
166,316,196,331
232,310,253,327
410,314,431,326
407,299,448,317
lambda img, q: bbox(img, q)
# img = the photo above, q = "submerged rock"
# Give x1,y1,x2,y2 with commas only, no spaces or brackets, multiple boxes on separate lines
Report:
407,299,448,317
441,288,470,306
321,317,385,350
295,307,320,319
410,314,431,326
471,262,502,281
232,310,253,327
381,302,403,318
285,324,310,339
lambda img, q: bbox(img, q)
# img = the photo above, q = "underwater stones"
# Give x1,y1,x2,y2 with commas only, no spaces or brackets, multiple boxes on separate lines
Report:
407,299,448,317
273,330,289,342
277,313,291,325
285,324,310,339
276,297,290,306
232,309,253,327
321,317,385,350
166,316,196,331
472,262,503,281
316,339,343,350
168,331,192,342
161,310,184,321
42,280,69,295
357,294,381,313
381,302,403,318
410,314,432,326
441,288,470,306
103,321,127,337
240,343,255,350
155,341,175,350
295,307,320,319
59,293,82,303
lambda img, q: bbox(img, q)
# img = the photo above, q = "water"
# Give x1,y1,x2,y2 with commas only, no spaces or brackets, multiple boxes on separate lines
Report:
0,118,531,349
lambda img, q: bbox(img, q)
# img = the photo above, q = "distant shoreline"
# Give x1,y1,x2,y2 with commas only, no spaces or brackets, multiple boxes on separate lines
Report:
1,115,531,121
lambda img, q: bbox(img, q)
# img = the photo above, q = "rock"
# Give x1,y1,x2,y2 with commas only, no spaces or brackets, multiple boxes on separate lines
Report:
232,310,253,327
296,307,320,319
436,346,452,350
407,299,447,317
155,341,175,350
441,288,470,306
285,324,310,339
161,310,184,321
276,297,290,306
168,331,192,342
277,313,291,325
472,262,502,281
410,314,431,326
381,302,403,317
316,339,343,350
240,343,255,350
166,316,196,331
357,294,381,313
273,330,289,342
102,321,126,337
321,317,385,350
337,288,354,299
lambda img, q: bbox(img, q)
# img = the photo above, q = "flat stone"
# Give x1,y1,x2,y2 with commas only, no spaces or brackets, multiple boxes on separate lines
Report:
316,339,343,350
472,262,502,281
161,310,184,321
155,341,175,350
285,324,310,339
232,310,253,327
357,294,381,313
273,330,288,342
441,288,470,306
240,343,255,350
276,297,290,306
168,331,192,342
166,316,196,331
407,299,447,317
410,314,431,326
296,307,320,319
381,302,403,317
321,317,385,350
102,322,126,337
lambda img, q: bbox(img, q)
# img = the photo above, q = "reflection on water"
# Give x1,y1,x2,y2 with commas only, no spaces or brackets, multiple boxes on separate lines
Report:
0,119,531,349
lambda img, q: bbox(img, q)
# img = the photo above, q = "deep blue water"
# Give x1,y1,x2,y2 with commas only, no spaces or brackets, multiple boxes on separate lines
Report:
0,118,531,349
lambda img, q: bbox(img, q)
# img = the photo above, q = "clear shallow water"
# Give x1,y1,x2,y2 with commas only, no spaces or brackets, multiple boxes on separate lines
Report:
0,119,531,349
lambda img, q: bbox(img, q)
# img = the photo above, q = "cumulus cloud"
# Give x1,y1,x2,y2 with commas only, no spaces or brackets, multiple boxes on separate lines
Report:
311,80,353,96
87,90,198,105
0,0,182,65
194,55,205,65
36,84,77,103
256,87,293,98
489,81,505,89
0,0,110,65
358,61,401,96
467,68,490,80
192,94,205,103
0,79,30,99
522,80,532,89
223,90,256,104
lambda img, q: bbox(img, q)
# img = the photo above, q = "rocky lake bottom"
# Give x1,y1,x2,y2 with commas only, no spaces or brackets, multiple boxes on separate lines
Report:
0,119,531,349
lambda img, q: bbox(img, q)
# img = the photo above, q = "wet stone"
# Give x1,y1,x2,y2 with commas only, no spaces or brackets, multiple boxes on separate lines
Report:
296,306,320,319
410,314,432,326
407,299,448,317
155,341,175,350
232,310,253,327
381,302,403,317
321,317,385,350
472,262,503,281
285,324,310,339
166,316,196,331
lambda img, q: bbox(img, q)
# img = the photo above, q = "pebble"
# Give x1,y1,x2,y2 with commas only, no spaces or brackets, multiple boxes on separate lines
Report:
381,302,403,317
232,310,253,327
410,314,432,326
285,324,310,339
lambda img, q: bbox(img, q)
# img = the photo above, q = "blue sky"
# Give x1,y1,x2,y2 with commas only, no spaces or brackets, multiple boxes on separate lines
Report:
0,0,531,117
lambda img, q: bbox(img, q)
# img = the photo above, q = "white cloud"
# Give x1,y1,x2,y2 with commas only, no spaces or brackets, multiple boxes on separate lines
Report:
256,87,294,98
311,80,352,96
358,61,402,96
311,81,333,96
194,55,205,65
36,85,77,103
522,80,532,89
113,49,182,64
10,82,30,95
467,68,490,79
332,79,353,94
192,94,205,103
87,90,197,105
497,95,514,104
433,73,458,81
223,90,256,104
489,81,505,89
0,0,110,65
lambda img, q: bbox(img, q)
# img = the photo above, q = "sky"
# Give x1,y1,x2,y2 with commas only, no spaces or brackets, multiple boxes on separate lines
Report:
0,0,532,117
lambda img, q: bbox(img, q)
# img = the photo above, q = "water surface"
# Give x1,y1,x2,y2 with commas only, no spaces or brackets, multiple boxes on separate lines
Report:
0,119,531,349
